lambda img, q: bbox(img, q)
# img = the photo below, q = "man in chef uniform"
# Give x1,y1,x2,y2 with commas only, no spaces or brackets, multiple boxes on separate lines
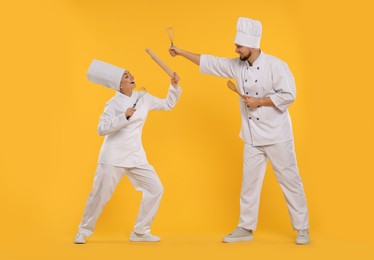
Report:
74,60,182,244
169,17,310,244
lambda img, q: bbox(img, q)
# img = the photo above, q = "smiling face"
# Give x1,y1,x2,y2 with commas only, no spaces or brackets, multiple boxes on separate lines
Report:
119,71,136,94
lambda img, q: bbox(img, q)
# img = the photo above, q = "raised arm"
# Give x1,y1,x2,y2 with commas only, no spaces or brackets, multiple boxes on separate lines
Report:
146,73,182,111
170,46,239,79
169,47,201,65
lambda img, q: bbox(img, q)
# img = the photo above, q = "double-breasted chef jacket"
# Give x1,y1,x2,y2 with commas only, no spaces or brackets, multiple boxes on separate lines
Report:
200,51,296,146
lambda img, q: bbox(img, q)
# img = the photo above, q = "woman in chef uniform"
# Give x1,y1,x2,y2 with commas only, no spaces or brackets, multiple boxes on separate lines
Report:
74,60,182,244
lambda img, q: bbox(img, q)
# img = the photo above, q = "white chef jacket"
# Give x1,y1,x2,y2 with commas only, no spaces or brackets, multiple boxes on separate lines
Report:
200,51,296,146
97,85,182,167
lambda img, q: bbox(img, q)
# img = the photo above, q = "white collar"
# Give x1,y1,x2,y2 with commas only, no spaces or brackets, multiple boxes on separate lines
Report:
248,50,264,67
115,90,134,101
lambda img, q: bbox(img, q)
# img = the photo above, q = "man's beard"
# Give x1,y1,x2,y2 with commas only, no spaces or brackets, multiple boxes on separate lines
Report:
239,52,251,61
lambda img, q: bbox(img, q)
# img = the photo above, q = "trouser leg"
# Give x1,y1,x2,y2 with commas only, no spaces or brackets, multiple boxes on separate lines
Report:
125,164,163,235
78,163,124,236
239,143,268,230
265,141,309,230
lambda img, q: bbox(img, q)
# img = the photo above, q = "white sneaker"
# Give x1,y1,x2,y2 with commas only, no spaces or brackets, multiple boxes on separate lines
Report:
129,231,160,242
73,232,86,244
223,227,253,243
296,229,310,245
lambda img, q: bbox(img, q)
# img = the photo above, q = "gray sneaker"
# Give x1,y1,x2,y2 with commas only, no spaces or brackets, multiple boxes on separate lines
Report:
296,229,310,245
73,232,86,244
129,231,160,242
223,227,253,243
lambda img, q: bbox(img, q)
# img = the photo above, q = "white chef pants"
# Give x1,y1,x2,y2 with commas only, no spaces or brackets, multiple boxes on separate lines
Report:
78,163,163,236
239,140,309,230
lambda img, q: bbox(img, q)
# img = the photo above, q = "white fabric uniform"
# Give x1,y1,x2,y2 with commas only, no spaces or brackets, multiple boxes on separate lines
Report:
200,52,309,230
98,85,181,167
78,85,182,236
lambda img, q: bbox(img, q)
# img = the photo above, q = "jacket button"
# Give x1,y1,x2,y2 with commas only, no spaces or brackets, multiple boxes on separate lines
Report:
246,92,248,95
256,92,258,95
257,67,260,70
255,80,258,82
256,117,259,120
245,79,247,82
249,117,252,120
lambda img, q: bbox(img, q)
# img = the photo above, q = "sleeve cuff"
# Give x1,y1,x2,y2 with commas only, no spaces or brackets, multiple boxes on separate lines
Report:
169,84,182,93
269,95,291,112
199,54,210,74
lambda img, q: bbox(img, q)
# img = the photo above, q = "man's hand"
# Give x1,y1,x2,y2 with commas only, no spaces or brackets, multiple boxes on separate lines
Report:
243,96,275,109
125,108,136,118
171,72,180,88
168,46,200,65
169,46,181,57
243,96,261,109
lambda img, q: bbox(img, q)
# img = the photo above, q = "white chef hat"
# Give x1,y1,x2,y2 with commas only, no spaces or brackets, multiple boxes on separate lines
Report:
234,17,262,48
87,59,126,91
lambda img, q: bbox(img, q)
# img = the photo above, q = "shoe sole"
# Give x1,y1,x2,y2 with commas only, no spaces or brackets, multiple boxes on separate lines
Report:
129,239,160,242
129,235,160,242
73,241,86,244
223,236,253,243
296,240,310,245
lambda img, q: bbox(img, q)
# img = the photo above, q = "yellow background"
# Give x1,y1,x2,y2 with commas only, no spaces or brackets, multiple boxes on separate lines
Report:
1,0,373,259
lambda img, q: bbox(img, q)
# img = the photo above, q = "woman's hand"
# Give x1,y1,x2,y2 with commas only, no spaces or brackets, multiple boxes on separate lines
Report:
125,108,136,118
171,72,180,88
169,46,182,57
